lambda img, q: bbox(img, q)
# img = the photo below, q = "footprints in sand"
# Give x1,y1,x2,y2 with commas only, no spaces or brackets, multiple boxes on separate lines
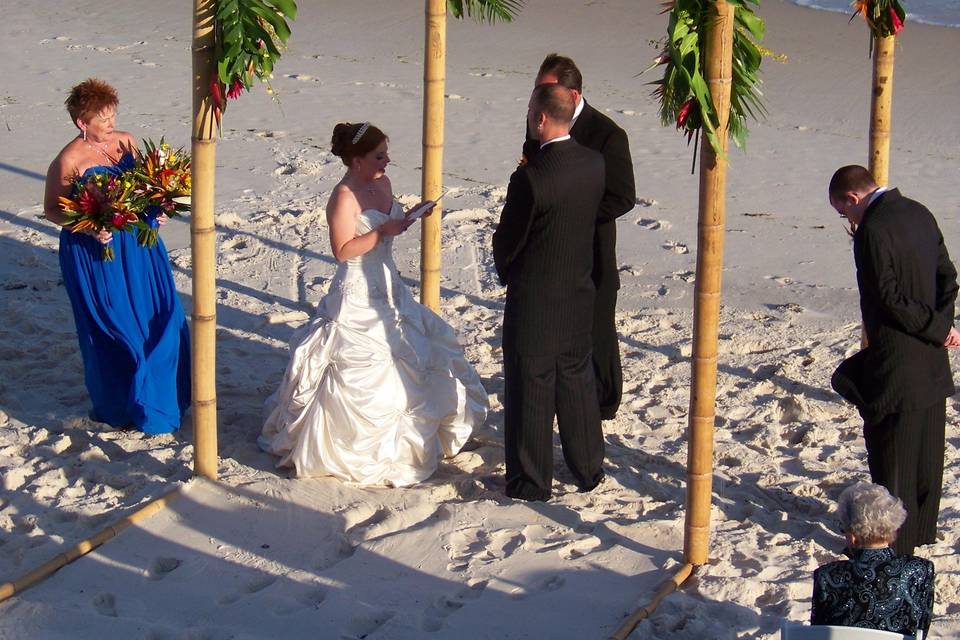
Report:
274,585,328,615
218,574,277,605
662,240,689,255
147,556,181,580
444,523,603,576
420,580,488,632
445,528,492,572
634,209,691,259
509,574,567,600
284,73,320,83
341,606,395,640
520,524,603,560
635,217,670,230
92,592,118,617
312,533,356,570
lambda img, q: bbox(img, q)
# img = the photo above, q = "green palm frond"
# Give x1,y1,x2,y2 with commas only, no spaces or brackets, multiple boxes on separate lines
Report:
646,0,766,155
215,0,298,91
447,0,523,23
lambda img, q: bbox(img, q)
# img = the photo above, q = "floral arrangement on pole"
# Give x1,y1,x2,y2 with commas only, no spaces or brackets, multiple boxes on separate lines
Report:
210,0,298,131
132,139,192,248
59,172,140,261
646,0,766,160
851,0,905,38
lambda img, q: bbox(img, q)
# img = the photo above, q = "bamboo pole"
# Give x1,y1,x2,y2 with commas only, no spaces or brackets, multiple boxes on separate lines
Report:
0,487,182,602
191,0,218,480
859,34,895,350
420,0,446,312
608,563,694,640
868,35,895,186
683,0,735,567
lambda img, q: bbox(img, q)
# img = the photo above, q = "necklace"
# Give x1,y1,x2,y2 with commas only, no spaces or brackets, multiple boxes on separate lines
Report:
345,172,376,195
82,137,114,162
350,181,376,196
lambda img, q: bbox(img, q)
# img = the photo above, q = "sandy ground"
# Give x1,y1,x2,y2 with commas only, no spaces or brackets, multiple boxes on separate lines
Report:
1,0,959,638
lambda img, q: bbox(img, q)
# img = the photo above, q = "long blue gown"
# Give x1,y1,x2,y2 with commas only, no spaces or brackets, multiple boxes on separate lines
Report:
59,153,190,434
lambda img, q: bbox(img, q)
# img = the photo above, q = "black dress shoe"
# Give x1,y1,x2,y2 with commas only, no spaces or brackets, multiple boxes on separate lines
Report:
578,472,605,493
505,480,551,502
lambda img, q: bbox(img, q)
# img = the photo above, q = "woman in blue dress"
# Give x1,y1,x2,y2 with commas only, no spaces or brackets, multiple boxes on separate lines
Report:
42,78,190,434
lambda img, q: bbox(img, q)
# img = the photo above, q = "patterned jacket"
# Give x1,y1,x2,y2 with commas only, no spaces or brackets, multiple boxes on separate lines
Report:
811,547,934,636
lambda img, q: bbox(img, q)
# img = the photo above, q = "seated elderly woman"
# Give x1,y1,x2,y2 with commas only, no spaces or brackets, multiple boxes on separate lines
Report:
811,482,934,637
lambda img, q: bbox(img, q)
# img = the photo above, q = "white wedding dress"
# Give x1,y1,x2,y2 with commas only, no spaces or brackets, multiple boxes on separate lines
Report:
259,202,488,486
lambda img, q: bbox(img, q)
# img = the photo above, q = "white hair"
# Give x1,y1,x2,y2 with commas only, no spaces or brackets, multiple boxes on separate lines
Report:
837,482,907,545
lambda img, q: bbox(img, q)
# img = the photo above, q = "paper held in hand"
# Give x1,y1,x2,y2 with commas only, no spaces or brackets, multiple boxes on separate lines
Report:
407,188,450,220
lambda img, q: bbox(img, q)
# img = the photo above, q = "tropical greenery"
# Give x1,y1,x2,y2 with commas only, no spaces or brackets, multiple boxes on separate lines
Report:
648,0,766,156
447,0,523,22
211,0,297,126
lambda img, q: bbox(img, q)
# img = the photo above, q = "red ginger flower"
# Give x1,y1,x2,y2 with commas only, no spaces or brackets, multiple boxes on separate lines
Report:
677,98,696,130
889,5,904,34
209,79,225,128
227,77,245,100
77,187,103,215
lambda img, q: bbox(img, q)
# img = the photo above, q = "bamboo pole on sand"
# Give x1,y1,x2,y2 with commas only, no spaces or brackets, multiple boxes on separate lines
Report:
683,0,735,567
0,487,183,602
420,0,446,312
191,0,219,480
608,563,694,640
868,35,895,186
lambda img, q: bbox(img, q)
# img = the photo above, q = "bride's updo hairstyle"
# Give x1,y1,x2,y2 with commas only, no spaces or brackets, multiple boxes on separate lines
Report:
331,122,387,166
66,78,119,124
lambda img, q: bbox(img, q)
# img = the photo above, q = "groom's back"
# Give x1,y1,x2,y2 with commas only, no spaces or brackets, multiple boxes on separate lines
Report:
504,139,604,356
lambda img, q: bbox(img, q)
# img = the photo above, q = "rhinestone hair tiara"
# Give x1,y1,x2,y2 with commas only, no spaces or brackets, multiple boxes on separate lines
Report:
351,122,370,145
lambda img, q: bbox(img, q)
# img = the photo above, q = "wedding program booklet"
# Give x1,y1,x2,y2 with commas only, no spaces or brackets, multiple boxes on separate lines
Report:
407,189,450,220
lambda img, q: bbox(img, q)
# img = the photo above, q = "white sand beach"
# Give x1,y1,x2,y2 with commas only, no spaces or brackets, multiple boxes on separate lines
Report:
1,0,959,638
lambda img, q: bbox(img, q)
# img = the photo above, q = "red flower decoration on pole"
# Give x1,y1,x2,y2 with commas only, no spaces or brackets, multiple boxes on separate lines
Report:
851,0,906,38
889,5,904,34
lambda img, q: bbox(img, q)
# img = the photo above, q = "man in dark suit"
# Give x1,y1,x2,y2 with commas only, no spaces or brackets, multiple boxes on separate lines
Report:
522,54,636,420
493,83,606,501
829,165,960,555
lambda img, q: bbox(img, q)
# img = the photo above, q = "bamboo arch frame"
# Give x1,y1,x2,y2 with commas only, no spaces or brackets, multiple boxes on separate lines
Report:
1,5,744,633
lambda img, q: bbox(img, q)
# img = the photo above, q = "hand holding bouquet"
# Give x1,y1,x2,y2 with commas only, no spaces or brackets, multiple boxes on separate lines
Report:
59,172,140,261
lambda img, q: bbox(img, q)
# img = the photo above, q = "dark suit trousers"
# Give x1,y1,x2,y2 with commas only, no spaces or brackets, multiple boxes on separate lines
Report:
503,342,605,501
592,273,622,419
864,401,946,555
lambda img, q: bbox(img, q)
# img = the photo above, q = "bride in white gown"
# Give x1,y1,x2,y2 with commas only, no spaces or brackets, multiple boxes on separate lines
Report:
259,122,488,486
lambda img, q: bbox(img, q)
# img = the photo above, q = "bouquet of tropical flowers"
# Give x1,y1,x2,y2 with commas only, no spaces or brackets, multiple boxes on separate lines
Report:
130,138,191,248
59,171,140,261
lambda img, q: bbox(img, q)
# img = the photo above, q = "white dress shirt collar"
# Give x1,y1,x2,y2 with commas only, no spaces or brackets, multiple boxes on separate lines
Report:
866,186,890,208
571,96,585,126
540,134,571,150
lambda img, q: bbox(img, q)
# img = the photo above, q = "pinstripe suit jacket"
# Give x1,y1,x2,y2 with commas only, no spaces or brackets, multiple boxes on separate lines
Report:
833,189,957,421
493,139,604,356
523,101,635,291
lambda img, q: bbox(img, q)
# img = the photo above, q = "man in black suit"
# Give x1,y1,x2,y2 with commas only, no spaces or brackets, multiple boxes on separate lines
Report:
522,54,636,420
829,165,960,555
493,83,606,501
